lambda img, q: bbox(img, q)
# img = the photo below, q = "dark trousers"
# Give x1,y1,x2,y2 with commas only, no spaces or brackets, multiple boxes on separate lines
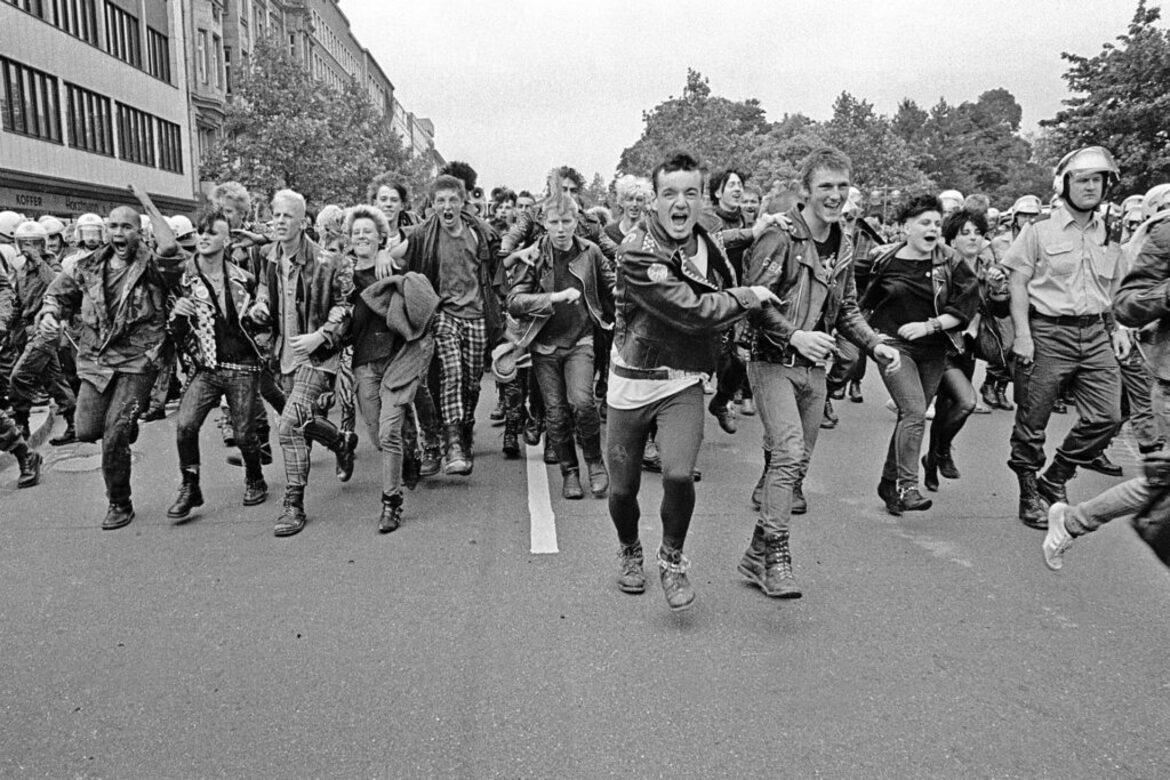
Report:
928,350,976,457
878,340,947,488
76,372,156,505
9,331,76,416
531,340,601,470
607,382,704,551
0,333,19,404
178,367,262,482
1008,319,1122,474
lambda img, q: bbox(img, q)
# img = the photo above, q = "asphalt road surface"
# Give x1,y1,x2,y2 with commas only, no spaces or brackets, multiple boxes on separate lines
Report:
2,368,1168,778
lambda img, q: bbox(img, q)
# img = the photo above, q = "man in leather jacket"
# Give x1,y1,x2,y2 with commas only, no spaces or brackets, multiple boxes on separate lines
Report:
742,148,901,599
606,150,778,612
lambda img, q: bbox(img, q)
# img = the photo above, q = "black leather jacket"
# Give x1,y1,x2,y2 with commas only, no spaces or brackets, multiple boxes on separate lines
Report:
745,206,882,363
612,213,760,374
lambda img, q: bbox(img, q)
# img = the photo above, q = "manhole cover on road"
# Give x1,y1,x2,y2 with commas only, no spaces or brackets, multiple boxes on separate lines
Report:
53,450,143,473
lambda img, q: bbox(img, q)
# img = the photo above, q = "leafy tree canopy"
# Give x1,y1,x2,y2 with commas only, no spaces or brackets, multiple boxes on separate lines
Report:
201,35,432,211
1042,0,1170,196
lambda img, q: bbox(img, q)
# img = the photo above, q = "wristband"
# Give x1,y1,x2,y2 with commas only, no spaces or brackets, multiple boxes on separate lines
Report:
927,317,942,333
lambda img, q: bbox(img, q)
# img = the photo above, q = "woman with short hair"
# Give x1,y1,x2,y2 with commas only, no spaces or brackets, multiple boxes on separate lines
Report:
862,195,979,515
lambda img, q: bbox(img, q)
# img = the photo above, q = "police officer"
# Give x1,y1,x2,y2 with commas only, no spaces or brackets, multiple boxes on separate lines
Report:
1003,146,1129,529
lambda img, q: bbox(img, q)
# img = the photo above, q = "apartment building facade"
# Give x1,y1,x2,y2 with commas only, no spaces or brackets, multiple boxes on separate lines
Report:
1,0,198,216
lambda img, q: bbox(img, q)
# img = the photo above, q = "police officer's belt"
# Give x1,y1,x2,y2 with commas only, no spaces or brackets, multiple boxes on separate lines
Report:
1029,310,1107,327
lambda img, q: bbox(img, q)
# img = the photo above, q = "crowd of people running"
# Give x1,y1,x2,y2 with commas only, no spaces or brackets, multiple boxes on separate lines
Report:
2,142,1169,611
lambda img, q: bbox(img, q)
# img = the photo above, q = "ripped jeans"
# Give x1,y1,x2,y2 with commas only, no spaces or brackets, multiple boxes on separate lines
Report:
76,371,157,505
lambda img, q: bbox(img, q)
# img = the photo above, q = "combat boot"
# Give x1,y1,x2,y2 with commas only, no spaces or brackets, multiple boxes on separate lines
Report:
616,540,646,594
16,446,41,488
1038,456,1075,507
102,501,134,530
1016,471,1049,530
273,487,306,537
561,467,584,500
994,381,1014,411
443,424,471,476
502,411,522,459
167,469,204,521
586,459,609,497
657,546,695,612
763,532,802,599
378,492,403,534
49,410,77,446
737,525,767,589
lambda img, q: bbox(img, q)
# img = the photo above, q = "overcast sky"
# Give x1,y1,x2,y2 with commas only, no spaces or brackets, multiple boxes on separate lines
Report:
343,0,1147,193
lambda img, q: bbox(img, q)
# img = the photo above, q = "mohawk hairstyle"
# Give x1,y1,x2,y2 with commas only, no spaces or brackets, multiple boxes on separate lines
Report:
441,161,478,193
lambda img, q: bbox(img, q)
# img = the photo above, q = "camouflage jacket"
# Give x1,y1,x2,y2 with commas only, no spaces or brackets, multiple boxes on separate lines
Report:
41,243,171,391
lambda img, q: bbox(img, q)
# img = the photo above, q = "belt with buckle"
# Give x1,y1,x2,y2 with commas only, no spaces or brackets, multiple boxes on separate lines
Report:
1030,310,1106,327
217,361,262,372
612,364,693,381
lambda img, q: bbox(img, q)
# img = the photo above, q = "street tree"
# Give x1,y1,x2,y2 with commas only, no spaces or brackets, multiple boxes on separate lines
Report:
1041,0,1170,195
617,69,767,179
202,35,424,208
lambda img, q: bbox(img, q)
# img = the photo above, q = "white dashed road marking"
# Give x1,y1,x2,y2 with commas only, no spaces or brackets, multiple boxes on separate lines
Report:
526,443,558,553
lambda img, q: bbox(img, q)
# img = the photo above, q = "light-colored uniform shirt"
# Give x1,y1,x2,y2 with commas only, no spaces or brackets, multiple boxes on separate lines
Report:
1001,205,1121,317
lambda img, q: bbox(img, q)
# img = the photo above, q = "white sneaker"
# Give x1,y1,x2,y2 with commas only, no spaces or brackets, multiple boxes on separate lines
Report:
1043,502,1074,571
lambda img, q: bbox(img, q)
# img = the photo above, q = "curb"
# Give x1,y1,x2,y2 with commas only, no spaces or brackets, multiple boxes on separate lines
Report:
0,406,56,474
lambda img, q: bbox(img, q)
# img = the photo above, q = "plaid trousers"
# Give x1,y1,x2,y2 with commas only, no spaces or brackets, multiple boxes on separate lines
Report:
278,365,335,488
433,311,487,428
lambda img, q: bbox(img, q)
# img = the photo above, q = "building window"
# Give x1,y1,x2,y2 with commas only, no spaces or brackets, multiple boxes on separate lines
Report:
157,117,182,173
212,34,224,89
64,81,113,156
0,56,63,143
53,0,99,44
4,0,47,19
146,26,170,83
196,29,208,84
224,46,232,94
104,1,142,69
116,101,154,166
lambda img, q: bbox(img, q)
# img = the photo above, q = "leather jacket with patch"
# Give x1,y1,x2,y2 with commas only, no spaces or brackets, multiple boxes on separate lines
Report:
612,213,760,374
